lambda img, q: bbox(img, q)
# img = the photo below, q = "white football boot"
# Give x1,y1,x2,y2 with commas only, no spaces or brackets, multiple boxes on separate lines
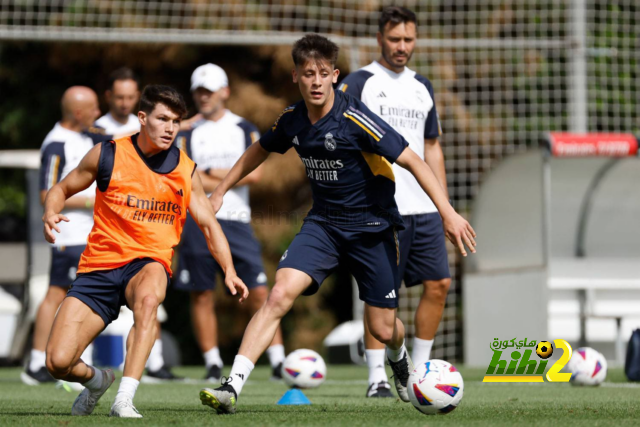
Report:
109,399,143,418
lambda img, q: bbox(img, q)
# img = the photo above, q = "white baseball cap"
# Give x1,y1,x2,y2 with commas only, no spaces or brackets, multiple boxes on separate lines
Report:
190,63,228,92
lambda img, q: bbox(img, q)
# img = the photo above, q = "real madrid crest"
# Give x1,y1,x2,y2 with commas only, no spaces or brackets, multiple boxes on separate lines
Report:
324,132,336,151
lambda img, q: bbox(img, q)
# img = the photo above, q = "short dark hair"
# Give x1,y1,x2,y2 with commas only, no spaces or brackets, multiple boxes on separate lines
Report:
291,34,340,67
138,85,187,119
108,67,140,90
378,6,417,33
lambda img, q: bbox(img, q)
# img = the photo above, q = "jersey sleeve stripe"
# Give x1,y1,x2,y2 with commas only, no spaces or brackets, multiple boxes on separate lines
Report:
345,109,384,138
271,108,295,131
47,155,60,188
360,151,395,182
343,113,381,141
338,83,348,92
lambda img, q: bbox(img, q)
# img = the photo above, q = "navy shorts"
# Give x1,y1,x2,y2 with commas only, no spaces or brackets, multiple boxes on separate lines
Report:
67,258,167,326
175,217,267,292
50,245,85,287
398,213,451,287
278,220,400,308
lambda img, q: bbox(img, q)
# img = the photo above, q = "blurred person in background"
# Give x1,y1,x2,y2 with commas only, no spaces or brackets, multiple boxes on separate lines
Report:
339,6,452,398
95,67,141,136
174,64,285,382
22,86,111,387
96,67,180,382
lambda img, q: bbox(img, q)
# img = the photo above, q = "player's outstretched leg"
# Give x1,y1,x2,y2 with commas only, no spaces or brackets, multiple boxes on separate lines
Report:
45,296,114,416
201,268,311,414
110,262,167,418
412,278,451,364
246,285,286,381
364,304,413,402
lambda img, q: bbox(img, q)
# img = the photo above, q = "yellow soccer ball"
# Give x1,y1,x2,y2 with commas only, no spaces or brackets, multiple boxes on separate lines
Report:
536,341,554,359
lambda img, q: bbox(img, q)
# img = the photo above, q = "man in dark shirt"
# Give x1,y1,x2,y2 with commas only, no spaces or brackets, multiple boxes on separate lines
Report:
200,34,476,414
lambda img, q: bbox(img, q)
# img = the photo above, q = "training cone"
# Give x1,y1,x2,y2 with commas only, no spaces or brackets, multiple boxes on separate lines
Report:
277,388,312,405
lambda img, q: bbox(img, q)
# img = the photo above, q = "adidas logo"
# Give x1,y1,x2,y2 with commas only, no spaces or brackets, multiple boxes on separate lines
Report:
385,289,397,299
175,189,184,197
377,91,387,98
292,135,299,145
235,373,245,380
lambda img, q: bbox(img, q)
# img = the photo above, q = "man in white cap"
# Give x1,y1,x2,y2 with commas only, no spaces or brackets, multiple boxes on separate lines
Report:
175,64,285,382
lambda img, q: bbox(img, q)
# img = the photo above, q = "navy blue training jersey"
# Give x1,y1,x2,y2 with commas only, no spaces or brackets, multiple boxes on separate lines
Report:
260,90,409,230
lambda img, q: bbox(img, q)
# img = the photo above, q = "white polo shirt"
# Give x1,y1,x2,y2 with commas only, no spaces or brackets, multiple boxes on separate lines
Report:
95,112,140,135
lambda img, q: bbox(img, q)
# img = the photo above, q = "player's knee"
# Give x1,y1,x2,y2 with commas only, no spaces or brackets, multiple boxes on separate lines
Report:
265,285,293,317
424,278,451,303
135,294,159,322
46,350,72,379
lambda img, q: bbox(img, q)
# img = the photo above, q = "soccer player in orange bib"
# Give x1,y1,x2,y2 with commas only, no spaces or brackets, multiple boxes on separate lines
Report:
42,85,248,418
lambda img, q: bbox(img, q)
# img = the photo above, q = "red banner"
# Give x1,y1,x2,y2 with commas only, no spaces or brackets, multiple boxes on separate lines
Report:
548,133,638,157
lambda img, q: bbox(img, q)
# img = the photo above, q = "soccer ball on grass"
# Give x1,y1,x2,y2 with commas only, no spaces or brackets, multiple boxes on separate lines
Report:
408,359,464,415
282,349,326,389
566,347,607,386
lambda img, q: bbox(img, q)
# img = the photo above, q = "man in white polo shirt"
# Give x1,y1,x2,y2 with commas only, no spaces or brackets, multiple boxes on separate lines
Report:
95,68,179,382
175,64,285,382
22,86,108,386
340,6,452,398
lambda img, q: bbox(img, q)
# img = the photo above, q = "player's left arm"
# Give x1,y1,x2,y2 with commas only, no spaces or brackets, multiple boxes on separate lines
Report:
396,147,476,256
346,97,475,255
188,172,249,302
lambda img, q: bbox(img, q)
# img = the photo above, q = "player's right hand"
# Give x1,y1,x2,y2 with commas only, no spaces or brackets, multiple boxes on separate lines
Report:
443,212,477,257
42,213,69,244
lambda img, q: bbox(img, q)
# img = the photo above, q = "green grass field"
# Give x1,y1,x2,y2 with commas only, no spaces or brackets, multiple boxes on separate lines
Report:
1,365,639,426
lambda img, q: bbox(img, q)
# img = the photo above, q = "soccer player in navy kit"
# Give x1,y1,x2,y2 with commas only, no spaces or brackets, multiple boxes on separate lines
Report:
175,64,285,382
340,6,453,398
200,34,476,414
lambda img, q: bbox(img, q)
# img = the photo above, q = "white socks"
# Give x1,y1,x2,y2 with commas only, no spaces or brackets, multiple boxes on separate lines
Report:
114,377,140,404
365,349,388,385
228,355,254,396
204,347,223,368
266,344,285,368
82,366,103,391
29,349,46,372
412,337,434,365
386,341,407,363
146,339,164,372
